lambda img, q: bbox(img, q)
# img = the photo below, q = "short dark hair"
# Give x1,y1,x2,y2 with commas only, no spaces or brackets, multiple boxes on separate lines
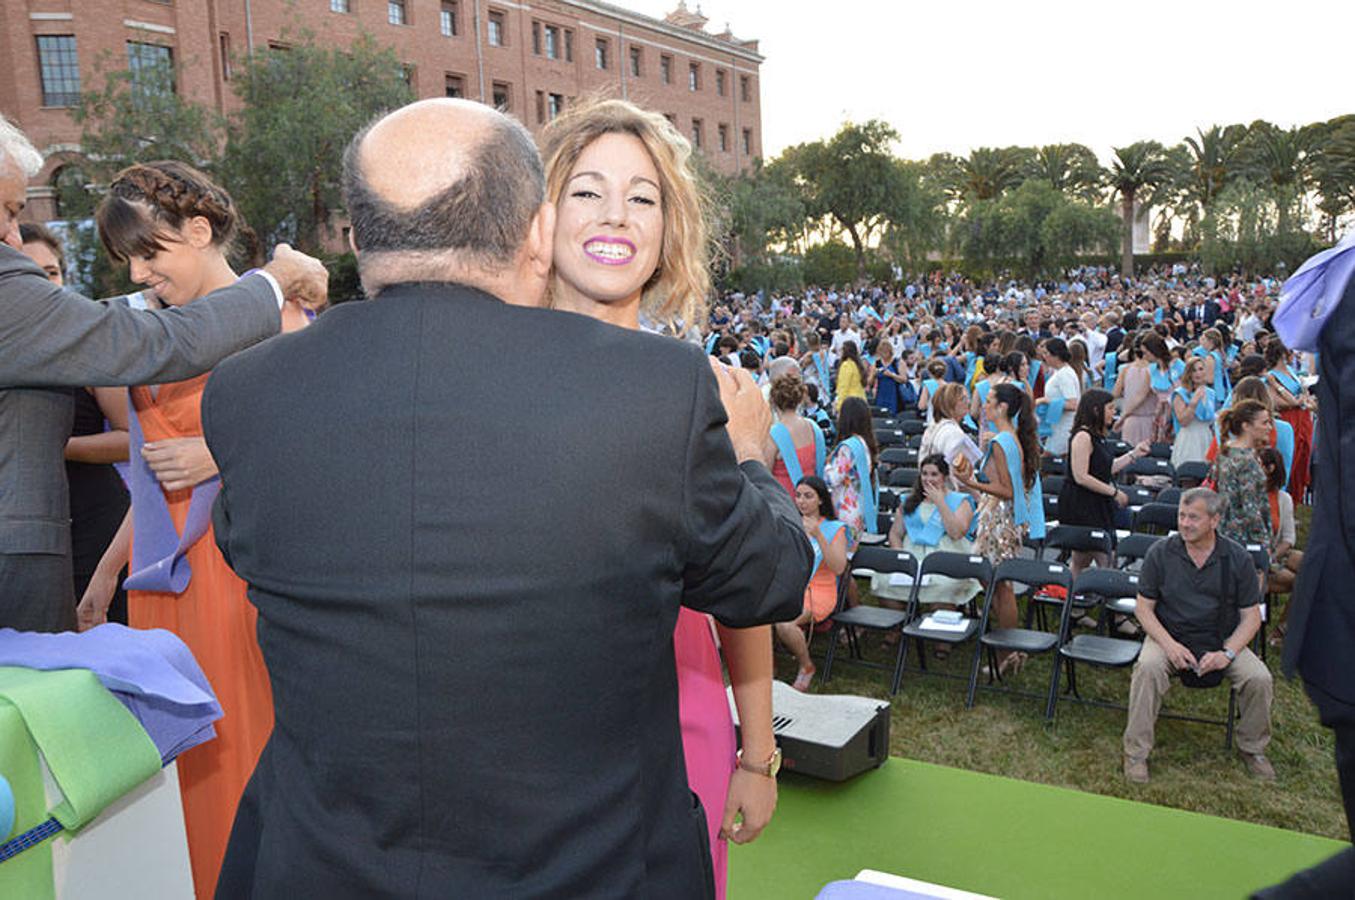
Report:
19,222,64,271
342,113,543,270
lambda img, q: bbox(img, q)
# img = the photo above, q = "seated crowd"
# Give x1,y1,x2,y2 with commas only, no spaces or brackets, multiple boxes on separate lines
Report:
711,270,1311,783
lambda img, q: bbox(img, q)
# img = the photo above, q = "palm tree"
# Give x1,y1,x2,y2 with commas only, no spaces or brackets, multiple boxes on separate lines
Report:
1105,141,1174,277
955,147,1029,202
1312,116,1355,242
1182,125,1244,212
1240,122,1316,233
1027,143,1101,201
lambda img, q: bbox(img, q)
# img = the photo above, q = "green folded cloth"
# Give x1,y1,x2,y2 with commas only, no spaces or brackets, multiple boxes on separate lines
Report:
0,666,161,899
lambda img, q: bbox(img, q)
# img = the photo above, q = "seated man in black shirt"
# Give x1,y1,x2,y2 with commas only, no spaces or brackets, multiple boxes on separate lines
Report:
1123,487,1274,784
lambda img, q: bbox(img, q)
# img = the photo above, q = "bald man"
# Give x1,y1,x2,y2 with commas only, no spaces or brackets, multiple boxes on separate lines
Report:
202,99,810,898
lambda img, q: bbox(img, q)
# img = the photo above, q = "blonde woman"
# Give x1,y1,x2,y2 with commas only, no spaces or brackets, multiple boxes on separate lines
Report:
539,98,773,898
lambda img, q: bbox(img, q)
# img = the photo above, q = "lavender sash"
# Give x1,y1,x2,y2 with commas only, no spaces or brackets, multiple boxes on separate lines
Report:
122,394,219,594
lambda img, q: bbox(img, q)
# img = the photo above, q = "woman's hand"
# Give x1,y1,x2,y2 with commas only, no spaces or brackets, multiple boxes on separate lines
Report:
1133,440,1151,458
142,437,219,492
801,510,823,536
76,571,118,632
922,481,947,508
720,767,777,845
1114,488,1129,508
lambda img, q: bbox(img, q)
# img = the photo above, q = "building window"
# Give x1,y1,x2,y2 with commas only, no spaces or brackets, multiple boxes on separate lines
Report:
127,41,174,94
740,74,750,102
388,0,407,26
532,22,541,55
330,0,350,12
691,118,702,149
544,25,559,59
547,93,564,120
35,35,80,107
688,62,699,92
718,123,728,153
535,90,545,124
742,128,752,156
716,69,726,97
219,32,231,81
487,10,505,46
594,38,608,70
440,2,458,36
564,29,573,62
445,73,464,98
402,64,416,91
492,81,510,110
664,112,676,127
628,46,641,77
660,54,672,84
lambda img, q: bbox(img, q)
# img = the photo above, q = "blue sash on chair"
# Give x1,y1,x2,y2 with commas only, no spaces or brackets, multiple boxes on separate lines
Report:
1036,396,1065,441
770,422,826,485
903,493,973,547
122,399,219,594
844,436,878,531
994,430,1044,540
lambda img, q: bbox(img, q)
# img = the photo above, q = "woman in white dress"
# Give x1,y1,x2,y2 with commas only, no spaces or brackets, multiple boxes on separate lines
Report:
1037,338,1080,456
1171,357,1216,468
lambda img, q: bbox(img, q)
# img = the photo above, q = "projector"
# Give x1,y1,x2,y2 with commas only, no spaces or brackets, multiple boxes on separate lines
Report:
728,681,891,782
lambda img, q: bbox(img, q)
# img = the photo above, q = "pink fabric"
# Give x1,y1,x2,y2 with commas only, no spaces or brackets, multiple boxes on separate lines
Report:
771,442,819,495
674,607,735,899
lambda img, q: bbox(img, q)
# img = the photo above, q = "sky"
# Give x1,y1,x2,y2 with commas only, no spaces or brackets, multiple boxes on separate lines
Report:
628,0,1355,164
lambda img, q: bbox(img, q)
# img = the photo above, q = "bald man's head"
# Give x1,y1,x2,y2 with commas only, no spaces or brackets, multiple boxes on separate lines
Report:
342,99,544,277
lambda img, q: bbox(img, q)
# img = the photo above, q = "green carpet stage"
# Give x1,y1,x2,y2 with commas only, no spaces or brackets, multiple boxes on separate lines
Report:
729,758,1348,899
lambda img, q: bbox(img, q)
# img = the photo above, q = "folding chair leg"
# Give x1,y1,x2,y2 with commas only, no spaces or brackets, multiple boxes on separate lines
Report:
1045,654,1062,720
1225,688,1237,750
965,643,984,708
889,630,908,695
822,623,840,682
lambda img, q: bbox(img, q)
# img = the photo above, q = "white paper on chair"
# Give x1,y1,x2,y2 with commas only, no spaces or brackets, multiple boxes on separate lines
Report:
888,573,936,587
918,615,971,633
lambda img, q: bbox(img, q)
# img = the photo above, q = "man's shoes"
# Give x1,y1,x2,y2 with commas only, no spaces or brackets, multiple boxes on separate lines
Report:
1238,751,1277,781
1123,755,1150,784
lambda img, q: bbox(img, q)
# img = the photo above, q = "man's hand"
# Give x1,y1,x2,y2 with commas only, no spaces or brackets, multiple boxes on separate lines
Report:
1196,650,1231,676
711,359,773,466
142,437,218,492
720,768,777,845
264,243,329,312
1164,639,1198,673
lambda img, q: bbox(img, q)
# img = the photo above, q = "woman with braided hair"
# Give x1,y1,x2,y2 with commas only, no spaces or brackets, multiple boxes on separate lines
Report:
77,160,306,898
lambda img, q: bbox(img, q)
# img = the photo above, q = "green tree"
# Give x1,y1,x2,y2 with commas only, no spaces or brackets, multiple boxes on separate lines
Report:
1311,115,1355,242
1026,143,1101,201
221,32,413,253
881,160,946,275
1237,121,1316,234
954,146,1031,202
726,159,805,269
778,120,905,278
801,241,858,288
962,179,1118,277
1105,141,1174,277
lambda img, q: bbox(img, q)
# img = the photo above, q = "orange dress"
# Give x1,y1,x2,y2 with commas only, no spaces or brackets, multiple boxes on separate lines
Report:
128,374,274,900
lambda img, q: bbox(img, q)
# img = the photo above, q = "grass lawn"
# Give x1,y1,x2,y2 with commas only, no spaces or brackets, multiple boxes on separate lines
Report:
773,504,1349,843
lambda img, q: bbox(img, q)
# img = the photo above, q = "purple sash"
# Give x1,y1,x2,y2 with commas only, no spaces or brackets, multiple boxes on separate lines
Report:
122,393,219,594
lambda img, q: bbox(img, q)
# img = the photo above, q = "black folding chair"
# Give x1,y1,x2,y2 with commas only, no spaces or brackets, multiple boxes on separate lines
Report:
888,467,919,489
875,428,905,448
879,447,916,475
905,433,924,450
1041,456,1066,477
1042,474,1066,497
1175,461,1211,488
871,405,893,418
898,552,992,686
966,558,1073,713
1047,568,1144,718
1243,542,1270,658
1033,525,1114,628
1115,532,1162,570
821,547,918,695
1042,495,1060,525
1149,442,1173,460
902,419,926,437
1123,485,1156,507
1126,457,1175,483
1155,487,1182,507
1132,502,1178,535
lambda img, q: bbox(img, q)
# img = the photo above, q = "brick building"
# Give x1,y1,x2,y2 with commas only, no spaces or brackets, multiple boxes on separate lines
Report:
0,0,765,219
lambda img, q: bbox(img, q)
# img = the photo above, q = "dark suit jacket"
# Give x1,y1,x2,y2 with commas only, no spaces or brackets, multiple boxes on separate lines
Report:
202,283,812,898
0,245,280,630
1283,272,1355,718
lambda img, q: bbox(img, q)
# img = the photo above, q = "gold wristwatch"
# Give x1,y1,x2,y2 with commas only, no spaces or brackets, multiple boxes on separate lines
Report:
737,747,782,777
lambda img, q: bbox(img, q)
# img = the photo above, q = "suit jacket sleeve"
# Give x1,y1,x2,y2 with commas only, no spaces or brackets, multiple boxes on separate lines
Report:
679,356,813,628
0,244,280,388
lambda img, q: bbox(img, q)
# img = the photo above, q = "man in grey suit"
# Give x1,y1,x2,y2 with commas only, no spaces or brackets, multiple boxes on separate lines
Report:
0,114,328,631
204,98,810,897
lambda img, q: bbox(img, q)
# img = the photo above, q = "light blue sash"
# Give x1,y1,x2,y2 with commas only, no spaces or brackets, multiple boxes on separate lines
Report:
813,351,832,398
1172,387,1216,431
809,520,847,580
1210,349,1230,399
1170,358,1186,383
903,493,973,547
1102,351,1118,390
964,352,978,387
1149,363,1173,392
918,342,932,358
1036,396,1066,440
1275,419,1294,488
1268,366,1302,397
994,430,1044,539
844,435,878,530
1154,307,1165,323
975,379,992,407
922,379,940,413
123,397,220,594
1029,359,1042,386
704,333,718,355
769,421,826,485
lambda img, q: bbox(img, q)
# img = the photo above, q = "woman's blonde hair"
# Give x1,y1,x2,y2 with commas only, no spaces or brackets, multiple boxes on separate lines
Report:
539,98,710,328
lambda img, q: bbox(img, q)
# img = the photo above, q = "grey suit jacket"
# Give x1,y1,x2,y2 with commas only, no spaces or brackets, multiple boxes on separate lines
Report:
0,244,281,628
